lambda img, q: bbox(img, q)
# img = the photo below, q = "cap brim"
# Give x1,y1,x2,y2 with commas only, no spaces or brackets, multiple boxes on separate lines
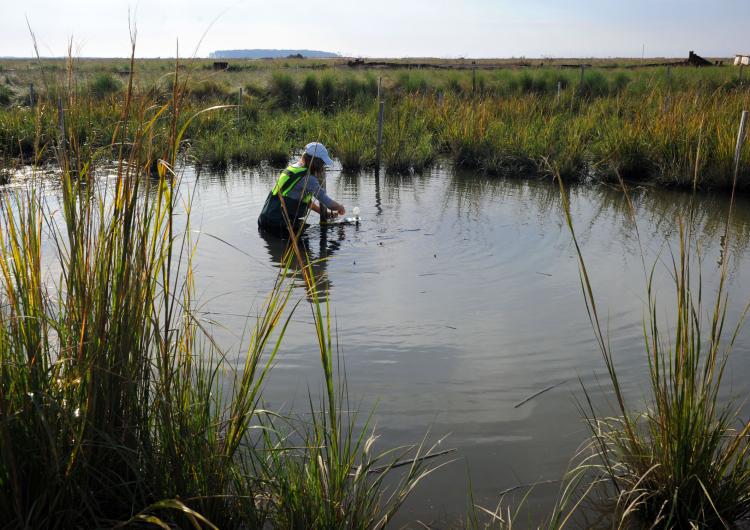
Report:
305,145,334,166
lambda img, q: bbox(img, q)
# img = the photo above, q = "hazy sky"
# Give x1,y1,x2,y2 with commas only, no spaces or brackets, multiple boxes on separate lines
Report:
1,0,749,58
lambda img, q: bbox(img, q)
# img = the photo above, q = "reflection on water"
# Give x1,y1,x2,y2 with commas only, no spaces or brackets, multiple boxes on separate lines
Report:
26,164,750,525
257,223,350,299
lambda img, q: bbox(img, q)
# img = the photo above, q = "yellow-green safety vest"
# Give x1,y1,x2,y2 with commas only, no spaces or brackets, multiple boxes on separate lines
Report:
272,166,313,204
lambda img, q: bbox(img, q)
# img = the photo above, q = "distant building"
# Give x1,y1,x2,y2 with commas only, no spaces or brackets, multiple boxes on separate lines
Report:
735,55,750,66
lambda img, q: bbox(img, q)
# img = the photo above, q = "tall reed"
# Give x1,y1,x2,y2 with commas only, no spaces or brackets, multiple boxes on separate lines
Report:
255,263,444,528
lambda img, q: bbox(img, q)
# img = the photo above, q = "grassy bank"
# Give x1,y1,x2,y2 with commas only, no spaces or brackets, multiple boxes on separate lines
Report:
1,58,749,190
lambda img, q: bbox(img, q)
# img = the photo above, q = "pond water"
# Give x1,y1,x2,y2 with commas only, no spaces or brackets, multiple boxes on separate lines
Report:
179,163,750,525
33,162,750,526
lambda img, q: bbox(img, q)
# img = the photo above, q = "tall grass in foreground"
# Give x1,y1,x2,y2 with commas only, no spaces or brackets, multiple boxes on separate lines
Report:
0,44,279,527
0,44,441,529
556,162,750,527
255,266,445,529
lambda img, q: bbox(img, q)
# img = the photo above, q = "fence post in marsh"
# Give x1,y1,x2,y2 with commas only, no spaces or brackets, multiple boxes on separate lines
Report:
29,83,35,107
376,99,385,170
237,87,242,126
732,110,749,184
557,81,561,102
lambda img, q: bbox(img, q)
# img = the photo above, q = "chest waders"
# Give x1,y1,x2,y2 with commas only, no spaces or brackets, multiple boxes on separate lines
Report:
258,166,314,233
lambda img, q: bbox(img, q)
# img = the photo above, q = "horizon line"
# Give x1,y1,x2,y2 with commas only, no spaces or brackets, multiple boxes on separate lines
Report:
0,54,742,60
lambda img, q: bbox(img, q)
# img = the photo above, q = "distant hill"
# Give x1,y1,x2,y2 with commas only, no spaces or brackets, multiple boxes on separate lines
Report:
209,49,339,59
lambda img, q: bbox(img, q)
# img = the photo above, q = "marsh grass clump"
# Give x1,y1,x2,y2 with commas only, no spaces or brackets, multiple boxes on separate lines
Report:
395,71,431,94
583,233,750,527
189,79,231,102
270,71,298,109
301,74,321,107
578,70,610,98
0,106,41,161
0,84,12,106
557,168,750,527
339,74,378,105
330,108,377,169
610,71,631,93
89,72,121,99
383,96,436,172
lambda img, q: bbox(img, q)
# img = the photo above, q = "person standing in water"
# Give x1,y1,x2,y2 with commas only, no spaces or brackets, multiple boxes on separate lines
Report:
258,142,346,235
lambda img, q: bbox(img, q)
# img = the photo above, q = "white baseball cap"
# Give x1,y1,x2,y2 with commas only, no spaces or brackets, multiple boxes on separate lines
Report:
304,142,334,166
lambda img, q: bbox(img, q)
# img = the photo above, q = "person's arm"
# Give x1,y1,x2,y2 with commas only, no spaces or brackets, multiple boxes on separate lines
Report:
324,200,345,216
311,200,344,216
305,176,345,216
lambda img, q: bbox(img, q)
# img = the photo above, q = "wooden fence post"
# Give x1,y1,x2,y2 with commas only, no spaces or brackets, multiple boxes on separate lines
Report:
375,100,385,169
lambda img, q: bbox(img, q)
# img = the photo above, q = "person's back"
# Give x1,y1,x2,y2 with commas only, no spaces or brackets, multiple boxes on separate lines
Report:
258,164,313,234
258,142,345,236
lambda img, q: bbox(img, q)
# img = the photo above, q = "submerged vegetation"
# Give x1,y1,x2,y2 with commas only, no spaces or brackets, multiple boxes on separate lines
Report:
0,57,749,189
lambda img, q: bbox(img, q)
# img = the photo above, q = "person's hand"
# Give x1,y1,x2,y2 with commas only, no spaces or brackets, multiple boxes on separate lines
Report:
337,205,346,216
